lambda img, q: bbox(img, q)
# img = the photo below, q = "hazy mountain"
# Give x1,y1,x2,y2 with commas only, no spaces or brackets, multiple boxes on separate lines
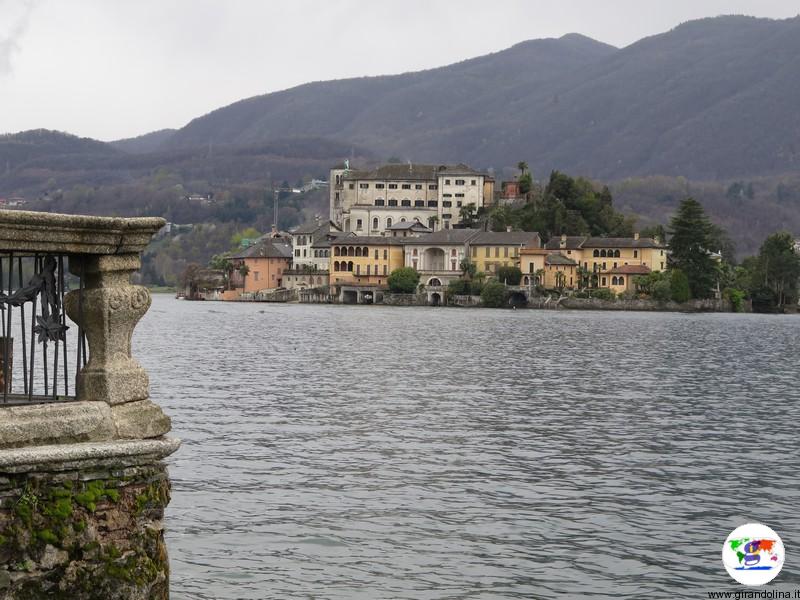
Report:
110,129,177,154
159,15,800,181
0,129,119,172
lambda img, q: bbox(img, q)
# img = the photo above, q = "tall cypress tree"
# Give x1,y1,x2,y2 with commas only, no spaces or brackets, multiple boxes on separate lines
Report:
668,198,719,299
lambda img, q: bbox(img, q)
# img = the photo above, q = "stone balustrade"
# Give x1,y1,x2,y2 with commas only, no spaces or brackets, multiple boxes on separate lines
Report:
0,210,179,599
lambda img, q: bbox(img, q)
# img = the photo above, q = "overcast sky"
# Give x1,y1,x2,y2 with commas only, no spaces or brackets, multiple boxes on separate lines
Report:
0,0,797,141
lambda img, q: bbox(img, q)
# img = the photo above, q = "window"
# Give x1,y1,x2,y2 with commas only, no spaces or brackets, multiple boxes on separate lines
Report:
602,277,607,286
303,249,307,257
613,262,618,268
294,249,300,257
611,276,618,285
485,247,490,258
375,199,385,206
445,179,451,185
602,262,607,270
356,219,363,230
661,262,664,270
443,193,452,198
455,179,465,185
619,276,625,285
356,264,360,275
427,200,438,207
529,263,534,273
372,217,379,230
455,193,464,198
375,183,385,189
415,200,424,207
634,250,638,258
504,247,509,257
442,201,452,208
402,184,411,190
494,247,500,258
388,184,398,189
374,249,379,259
593,249,599,257
359,183,369,189
401,199,411,207
388,199,397,207
366,265,370,275
442,213,452,219
429,184,438,190
471,179,476,185
348,184,354,189
383,249,387,260
415,184,422,190
386,218,393,227
456,201,462,208
383,265,387,275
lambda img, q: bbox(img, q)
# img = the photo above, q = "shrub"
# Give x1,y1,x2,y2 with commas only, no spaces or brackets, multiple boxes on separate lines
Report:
495,266,522,285
387,267,420,294
652,280,672,302
469,280,485,296
724,287,746,312
590,288,616,301
670,269,691,303
447,278,469,296
480,281,508,308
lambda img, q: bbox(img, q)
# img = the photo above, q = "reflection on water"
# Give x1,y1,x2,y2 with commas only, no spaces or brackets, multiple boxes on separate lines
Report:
135,296,800,599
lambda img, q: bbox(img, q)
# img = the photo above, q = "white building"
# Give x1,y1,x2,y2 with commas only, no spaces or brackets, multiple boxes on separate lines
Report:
329,163,493,235
289,220,343,271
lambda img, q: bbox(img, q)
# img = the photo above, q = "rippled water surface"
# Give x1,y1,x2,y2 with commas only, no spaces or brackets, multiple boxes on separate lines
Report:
135,296,800,599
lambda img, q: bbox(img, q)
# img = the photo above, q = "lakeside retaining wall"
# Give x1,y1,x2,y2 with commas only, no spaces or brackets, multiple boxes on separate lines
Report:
558,297,741,312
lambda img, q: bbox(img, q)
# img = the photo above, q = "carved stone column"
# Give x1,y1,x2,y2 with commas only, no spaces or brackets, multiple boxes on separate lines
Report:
65,254,152,405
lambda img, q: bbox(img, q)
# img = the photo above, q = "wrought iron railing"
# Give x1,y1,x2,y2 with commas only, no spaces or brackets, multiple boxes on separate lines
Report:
0,253,85,405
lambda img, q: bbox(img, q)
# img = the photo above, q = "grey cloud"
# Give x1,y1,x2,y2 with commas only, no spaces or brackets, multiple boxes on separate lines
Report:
0,0,37,76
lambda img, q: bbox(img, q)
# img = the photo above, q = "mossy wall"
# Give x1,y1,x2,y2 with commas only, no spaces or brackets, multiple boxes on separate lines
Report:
0,463,171,600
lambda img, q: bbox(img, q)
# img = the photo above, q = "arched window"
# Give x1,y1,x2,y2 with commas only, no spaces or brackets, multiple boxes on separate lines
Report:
600,249,607,257
372,217,379,230
362,247,368,256
614,249,620,258
366,265,371,275
386,217,393,228
611,276,618,285
412,248,418,256
593,249,599,257
333,261,339,271
401,199,411,207
355,247,362,257
451,249,457,256
348,246,355,256
400,217,406,222
618,276,624,286
347,261,354,271
334,247,340,256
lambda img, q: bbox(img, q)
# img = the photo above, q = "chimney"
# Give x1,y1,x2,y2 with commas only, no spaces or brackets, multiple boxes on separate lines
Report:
634,232,640,241
560,233,567,249
271,224,278,237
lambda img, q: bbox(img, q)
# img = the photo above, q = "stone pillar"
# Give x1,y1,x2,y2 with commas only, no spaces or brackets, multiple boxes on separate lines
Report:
65,255,151,406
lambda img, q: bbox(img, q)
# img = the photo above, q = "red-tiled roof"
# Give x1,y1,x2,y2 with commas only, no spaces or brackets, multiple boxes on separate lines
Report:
607,264,651,275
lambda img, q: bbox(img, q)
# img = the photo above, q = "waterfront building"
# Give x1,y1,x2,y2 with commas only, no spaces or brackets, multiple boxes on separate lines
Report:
534,233,667,291
230,239,293,293
403,229,479,287
290,219,343,270
330,236,405,286
468,231,542,274
329,163,494,234
543,253,578,289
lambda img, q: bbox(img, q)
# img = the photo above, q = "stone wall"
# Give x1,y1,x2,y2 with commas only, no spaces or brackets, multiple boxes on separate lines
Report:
0,463,170,600
558,297,739,312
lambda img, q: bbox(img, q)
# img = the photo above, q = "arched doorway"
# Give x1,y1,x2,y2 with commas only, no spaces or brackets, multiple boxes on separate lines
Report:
430,292,442,306
508,291,527,308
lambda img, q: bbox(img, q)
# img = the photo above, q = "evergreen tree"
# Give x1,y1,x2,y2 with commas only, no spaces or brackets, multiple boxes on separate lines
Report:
668,198,719,299
754,231,800,308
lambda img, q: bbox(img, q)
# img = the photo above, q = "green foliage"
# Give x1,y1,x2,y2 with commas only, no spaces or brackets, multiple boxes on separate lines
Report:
489,170,634,240
652,280,672,302
459,258,477,279
668,198,720,299
458,203,478,227
669,269,691,303
518,172,533,195
753,231,800,308
724,288,747,312
496,266,522,285
230,227,261,249
387,267,420,294
590,288,616,301
480,280,508,308
447,279,470,296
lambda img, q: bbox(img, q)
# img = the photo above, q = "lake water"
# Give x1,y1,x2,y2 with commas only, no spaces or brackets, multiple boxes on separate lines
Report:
135,295,800,599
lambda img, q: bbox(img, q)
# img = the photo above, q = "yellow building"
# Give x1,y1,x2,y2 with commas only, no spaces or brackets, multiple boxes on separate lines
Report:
330,237,405,286
468,231,541,274
519,248,549,285
543,233,668,291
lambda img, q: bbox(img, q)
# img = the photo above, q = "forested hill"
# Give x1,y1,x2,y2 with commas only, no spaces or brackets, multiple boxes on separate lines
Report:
164,15,800,180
